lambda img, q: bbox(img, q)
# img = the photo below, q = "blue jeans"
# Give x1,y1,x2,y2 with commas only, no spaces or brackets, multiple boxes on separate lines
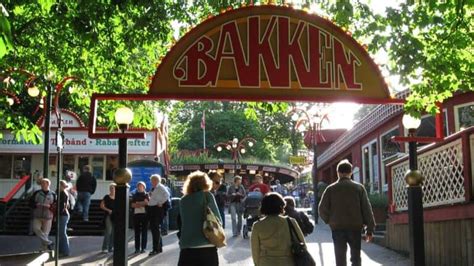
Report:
102,215,114,252
59,214,70,256
76,192,91,220
230,203,242,236
332,229,362,266
218,206,225,228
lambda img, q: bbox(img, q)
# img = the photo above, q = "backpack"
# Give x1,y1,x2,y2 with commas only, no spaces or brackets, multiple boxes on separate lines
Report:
299,212,314,236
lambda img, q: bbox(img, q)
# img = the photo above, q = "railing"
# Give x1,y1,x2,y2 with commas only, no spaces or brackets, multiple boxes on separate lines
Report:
318,90,409,166
388,127,473,212
0,175,32,232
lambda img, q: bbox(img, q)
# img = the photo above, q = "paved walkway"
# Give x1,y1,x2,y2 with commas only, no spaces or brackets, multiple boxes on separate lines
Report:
0,214,409,265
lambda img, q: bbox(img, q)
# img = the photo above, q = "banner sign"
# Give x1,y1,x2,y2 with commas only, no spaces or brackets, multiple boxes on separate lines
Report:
149,5,390,103
289,156,306,165
0,130,156,155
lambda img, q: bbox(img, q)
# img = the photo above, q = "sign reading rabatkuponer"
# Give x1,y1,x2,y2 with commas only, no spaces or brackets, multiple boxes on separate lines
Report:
149,5,391,103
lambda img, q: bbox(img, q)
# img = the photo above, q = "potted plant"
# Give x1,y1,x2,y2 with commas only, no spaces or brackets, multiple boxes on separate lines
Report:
368,193,388,224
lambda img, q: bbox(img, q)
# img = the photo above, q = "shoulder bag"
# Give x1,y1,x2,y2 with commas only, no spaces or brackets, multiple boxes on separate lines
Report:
287,217,316,266
202,192,227,248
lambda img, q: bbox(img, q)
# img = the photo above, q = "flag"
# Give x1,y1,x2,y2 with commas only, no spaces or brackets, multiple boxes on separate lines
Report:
201,111,206,129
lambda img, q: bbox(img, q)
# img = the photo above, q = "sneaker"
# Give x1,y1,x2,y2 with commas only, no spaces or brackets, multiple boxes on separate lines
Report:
140,249,146,254
135,249,140,254
83,218,89,222
47,243,54,250
101,250,108,254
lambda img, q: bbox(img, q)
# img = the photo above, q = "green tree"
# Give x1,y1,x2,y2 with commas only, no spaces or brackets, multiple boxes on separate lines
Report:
1,0,471,143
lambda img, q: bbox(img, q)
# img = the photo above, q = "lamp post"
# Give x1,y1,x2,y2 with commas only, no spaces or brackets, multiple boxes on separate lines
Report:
402,114,425,266
214,137,256,176
2,69,81,264
113,107,134,266
289,107,328,220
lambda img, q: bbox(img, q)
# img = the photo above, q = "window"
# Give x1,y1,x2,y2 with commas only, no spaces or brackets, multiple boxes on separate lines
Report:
92,156,104,180
362,140,379,193
14,155,31,178
380,127,401,160
63,155,75,174
411,111,448,147
105,155,118,180
0,154,12,179
454,102,474,132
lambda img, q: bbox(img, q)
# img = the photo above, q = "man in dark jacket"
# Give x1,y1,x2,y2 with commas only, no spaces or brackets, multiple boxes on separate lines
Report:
319,159,376,266
75,165,96,221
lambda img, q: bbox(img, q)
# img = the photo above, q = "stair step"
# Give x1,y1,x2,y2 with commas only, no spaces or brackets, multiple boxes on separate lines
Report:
2,200,106,236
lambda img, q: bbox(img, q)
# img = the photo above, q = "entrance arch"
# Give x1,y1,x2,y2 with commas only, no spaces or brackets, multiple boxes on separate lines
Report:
88,4,425,140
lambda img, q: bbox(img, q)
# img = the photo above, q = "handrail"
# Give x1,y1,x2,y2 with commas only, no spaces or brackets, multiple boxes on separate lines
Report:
0,175,31,204
0,188,32,232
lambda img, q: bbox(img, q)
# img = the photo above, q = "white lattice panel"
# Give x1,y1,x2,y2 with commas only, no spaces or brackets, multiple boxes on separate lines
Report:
391,139,466,211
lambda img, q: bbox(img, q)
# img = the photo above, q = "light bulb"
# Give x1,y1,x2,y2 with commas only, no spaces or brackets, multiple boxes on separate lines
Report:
217,146,222,152
240,148,246,154
28,85,40,97
248,141,254,147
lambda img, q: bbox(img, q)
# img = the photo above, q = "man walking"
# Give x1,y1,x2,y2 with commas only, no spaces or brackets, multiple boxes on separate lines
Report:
147,174,170,256
318,159,376,266
75,165,96,221
30,178,56,251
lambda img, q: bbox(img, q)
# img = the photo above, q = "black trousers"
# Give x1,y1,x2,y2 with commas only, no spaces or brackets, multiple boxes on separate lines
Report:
147,206,164,252
134,213,148,251
178,247,218,266
332,229,362,266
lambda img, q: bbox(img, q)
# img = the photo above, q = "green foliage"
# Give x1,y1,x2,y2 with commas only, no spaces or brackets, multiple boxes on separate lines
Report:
367,193,388,208
0,0,471,144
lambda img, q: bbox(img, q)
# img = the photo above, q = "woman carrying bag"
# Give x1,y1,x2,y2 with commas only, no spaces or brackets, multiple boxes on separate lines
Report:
251,192,311,266
178,171,223,266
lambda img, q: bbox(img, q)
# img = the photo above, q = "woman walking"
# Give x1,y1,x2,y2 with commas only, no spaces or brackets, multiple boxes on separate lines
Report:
251,192,306,266
100,183,116,253
178,171,222,266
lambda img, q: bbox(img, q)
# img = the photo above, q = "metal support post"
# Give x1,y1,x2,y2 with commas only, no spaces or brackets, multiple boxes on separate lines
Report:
407,140,425,266
43,83,53,179
114,136,129,266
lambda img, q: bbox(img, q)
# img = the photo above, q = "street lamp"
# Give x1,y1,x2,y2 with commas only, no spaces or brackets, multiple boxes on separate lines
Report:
402,114,425,266
214,137,256,176
113,107,134,266
289,107,328,220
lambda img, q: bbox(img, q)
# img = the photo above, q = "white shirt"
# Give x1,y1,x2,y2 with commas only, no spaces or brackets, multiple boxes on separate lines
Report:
148,184,170,207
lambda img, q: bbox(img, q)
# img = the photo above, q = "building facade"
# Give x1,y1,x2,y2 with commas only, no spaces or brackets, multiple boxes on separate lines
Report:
0,109,166,199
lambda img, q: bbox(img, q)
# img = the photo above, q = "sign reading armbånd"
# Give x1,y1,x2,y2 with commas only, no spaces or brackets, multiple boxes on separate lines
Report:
149,5,390,103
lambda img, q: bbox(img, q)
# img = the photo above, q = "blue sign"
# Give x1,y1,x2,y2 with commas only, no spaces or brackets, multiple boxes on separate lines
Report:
128,160,164,194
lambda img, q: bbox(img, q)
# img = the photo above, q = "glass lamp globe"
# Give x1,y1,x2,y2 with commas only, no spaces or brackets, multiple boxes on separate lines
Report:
297,124,306,132
6,97,14,106
240,148,246,154
115,107,134,125
402,114,421,130
216,146,222,152
226,145,231,150
248,141,254,147
233,138,238,143
28,85,40,97
291,113,299,121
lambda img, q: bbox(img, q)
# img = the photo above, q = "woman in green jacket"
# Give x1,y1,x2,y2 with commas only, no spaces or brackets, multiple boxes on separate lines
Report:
178,171,222,266
251,193,306,266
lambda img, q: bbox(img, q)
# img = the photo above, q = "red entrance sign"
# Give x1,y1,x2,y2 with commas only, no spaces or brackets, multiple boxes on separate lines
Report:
149,5,392,103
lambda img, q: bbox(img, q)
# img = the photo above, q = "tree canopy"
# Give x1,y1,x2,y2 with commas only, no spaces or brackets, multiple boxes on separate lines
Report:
0,0,472,146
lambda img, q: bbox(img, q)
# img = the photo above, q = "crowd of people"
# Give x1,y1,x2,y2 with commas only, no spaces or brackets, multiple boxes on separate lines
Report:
27,159,375,266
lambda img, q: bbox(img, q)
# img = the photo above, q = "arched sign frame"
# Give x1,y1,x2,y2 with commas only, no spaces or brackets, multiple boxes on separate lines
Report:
88,5,444,142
